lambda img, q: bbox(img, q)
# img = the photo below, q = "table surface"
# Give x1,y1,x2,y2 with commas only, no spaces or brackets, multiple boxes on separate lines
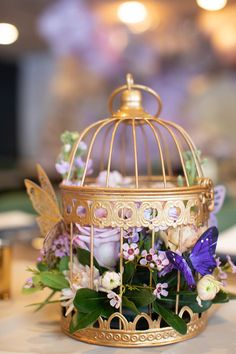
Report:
0,251,236,354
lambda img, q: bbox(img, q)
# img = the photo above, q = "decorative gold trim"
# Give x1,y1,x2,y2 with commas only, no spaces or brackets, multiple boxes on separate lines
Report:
61,310,207,347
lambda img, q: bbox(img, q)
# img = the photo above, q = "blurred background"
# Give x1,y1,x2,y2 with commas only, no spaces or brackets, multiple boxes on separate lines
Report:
0,0,236,235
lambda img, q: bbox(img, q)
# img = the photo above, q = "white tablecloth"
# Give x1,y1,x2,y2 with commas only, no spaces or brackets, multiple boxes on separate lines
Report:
0,254,236,354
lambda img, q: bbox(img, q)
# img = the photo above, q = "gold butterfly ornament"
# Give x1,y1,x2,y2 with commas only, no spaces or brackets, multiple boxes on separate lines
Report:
25,164,67,259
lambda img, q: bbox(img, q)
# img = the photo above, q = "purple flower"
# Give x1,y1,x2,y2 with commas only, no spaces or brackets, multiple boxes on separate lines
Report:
122,243,139,261
140,248,158,269
74,157,93,175
153,283,168,299
55,160,70,175
51,235,70,258
123,227,141,243
24,277,34,289
158,262,174,277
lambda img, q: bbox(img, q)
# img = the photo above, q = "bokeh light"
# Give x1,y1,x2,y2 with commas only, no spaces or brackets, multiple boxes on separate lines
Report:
196,0,227,11
0,23,18,45
117,1,148,24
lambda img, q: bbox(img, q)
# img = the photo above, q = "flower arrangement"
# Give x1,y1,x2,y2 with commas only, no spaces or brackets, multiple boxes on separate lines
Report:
23,131,236,338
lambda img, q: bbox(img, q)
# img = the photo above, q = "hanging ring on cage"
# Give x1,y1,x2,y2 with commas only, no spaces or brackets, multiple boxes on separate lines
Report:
108,73,163,117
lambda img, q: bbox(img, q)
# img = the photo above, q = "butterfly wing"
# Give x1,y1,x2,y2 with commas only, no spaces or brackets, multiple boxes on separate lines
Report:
189,226,218,275
43,220,67,256
166,251,196,288
36,164,58,205
25,179,62,235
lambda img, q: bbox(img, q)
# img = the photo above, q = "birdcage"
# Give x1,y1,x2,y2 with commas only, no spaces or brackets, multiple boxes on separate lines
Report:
60,74,214,347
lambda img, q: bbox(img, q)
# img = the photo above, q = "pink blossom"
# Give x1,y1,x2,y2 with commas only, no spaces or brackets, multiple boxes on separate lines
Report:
153,283,168,299
140,248,158,269
107,291,121,309
122,243,139,261
155,252,170,271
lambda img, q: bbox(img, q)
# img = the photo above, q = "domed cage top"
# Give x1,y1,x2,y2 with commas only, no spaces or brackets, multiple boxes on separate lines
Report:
60,74,214,347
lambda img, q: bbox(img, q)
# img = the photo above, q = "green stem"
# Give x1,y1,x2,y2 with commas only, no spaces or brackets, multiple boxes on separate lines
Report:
33,290,57,312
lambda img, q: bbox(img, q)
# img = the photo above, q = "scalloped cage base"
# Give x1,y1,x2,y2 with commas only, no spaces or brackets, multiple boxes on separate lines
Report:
61,311,208,347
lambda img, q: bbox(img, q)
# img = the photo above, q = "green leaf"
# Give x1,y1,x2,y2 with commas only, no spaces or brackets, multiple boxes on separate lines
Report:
123,262,136,283
153,302,187,335
188,300,212,313
213,290,229,303
36,262,48,272
59,256,69,272
122,296,140,314
125,288,155,307
69,309,101,333
73,288,107,313
77,248,108,274
40,272,69,290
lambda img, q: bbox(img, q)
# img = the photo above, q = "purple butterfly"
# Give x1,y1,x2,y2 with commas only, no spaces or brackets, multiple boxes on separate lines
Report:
209,185,226,227
165,227,218,288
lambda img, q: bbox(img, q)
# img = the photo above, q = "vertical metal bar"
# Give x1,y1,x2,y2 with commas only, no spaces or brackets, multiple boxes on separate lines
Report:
99,124,113,172
152,119,190,187
120,123,127,177
106,120,122,187
132,120,139,188
145,119,167,188
140,124,152,177
175,227,182,314
119,210,124,329
70,223,73,283
149,228,155,316
90,225,94,289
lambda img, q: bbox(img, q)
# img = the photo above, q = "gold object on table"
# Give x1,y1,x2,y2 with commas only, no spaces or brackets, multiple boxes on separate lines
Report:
0,239,12,300
60,74,214,347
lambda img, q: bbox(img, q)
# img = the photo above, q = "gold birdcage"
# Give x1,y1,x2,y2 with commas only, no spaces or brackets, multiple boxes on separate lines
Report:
60,74,213,347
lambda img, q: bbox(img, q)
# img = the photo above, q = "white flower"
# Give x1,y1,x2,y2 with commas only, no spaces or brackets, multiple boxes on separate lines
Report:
64,143,71,153
122,243,139,261
96,170,131,187
107,291,121,309
61,258,100,316
78,141,87,151
196,275,223,307
99,271,121,292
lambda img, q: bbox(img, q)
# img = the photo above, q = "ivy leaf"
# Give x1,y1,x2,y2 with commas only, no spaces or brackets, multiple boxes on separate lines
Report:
59,256,69,272
77,248,108,274
69,309,101,333
40,272,69,290
153,302,187,335
125,288,155,307
122,296,140,314
123,262,136,283
74,288,107,313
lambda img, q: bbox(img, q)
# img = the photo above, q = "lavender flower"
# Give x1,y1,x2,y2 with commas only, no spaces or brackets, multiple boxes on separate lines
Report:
74,157,93,175
153,283,168,299
123,227,141,243
55,160,70,175
51,235,70,258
